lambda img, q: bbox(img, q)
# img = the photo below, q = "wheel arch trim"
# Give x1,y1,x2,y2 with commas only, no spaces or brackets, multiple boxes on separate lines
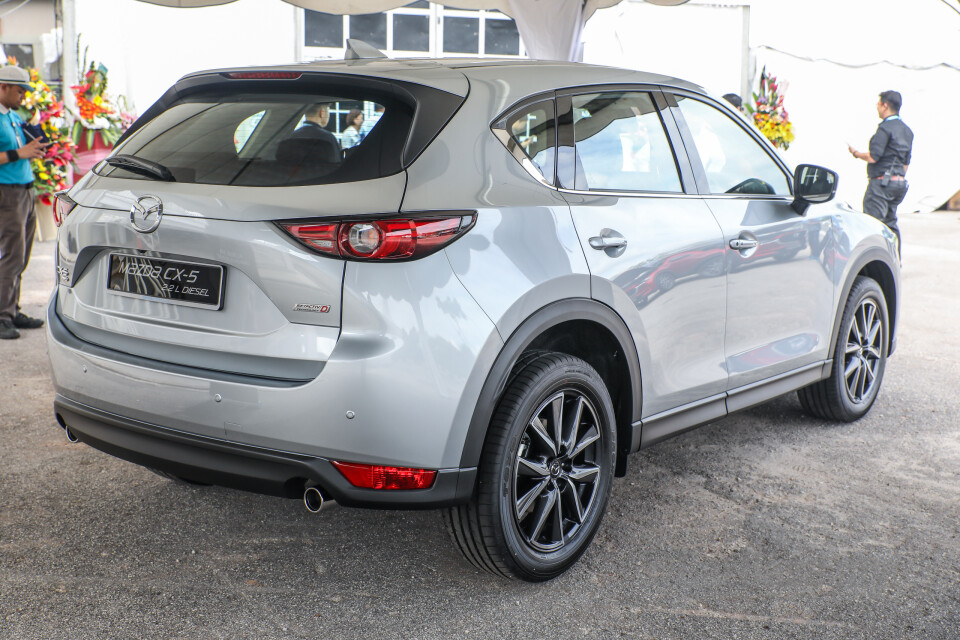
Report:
457,298,642,472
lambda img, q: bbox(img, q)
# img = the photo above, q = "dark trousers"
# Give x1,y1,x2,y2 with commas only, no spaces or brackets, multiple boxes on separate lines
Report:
863,179,907,257
0,185,36,321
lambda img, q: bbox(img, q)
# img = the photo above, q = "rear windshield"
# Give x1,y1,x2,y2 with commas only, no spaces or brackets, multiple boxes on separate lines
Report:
96,90,410,186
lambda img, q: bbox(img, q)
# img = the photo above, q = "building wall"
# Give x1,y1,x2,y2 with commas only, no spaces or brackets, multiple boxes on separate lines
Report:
0,0,57,79
74,0,298,116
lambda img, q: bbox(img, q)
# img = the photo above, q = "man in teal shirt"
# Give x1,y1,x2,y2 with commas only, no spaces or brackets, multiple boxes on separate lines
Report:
0,65,49,340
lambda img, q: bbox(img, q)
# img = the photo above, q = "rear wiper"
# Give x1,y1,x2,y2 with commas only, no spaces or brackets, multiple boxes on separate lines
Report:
104,154,176,182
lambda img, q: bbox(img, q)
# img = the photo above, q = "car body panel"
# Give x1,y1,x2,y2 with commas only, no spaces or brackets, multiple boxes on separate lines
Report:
68,173,408,222
444,207,591,339
705,196,836,388
563,192,728,417
49,249,498,469
56,206,347,333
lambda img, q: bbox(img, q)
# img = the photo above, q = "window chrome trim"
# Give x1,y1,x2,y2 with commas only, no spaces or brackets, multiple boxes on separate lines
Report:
555,187,793,201
556,187,697,199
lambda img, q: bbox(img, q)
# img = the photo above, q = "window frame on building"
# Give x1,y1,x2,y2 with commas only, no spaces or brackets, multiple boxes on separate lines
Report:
300,3,525,60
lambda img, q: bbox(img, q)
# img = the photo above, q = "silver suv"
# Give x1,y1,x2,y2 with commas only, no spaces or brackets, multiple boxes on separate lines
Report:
48,54,900,581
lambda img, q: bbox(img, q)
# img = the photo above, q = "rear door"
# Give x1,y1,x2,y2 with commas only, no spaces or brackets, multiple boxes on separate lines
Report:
57,74,464,381
665,91,835,402
556,87,728,423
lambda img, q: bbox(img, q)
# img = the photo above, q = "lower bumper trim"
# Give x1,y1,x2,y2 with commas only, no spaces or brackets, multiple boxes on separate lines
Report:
54,395,476,509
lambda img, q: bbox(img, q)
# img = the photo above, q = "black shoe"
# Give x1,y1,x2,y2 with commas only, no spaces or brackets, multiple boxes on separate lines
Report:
0,319,20,340
13,312,44,329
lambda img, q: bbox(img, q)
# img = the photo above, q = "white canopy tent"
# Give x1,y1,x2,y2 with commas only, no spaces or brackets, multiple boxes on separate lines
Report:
59,0,687,129
131,0,689,61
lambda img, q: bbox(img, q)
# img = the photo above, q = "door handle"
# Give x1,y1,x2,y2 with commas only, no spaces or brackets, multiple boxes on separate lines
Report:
729,238,758,251
589,236,628,250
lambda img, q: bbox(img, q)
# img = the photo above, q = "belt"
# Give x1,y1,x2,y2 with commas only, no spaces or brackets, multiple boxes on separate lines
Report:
0,182,34,189
872,175,906,181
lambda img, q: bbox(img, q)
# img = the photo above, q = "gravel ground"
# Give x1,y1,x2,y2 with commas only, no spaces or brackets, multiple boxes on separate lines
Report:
1,212,958,639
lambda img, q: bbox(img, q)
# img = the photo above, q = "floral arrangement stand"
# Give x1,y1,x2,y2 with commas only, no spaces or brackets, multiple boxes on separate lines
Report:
747,67,795,151
69,61,134,176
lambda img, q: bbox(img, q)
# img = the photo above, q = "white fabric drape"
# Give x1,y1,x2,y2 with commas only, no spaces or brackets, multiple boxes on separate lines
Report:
506,0,613,61
135,0,237,6
135,0,627,62
281,0,623,61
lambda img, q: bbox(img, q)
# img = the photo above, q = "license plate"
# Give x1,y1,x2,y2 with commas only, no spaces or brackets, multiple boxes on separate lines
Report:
107,253,225,309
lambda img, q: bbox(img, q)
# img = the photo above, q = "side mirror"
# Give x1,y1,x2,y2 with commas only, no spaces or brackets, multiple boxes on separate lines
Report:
792,164,838,214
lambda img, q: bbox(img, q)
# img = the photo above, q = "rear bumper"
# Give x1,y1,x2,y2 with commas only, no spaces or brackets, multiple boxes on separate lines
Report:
55,395,476,508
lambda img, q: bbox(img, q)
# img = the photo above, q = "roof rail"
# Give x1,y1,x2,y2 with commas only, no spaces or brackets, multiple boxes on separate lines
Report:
345,39,388,60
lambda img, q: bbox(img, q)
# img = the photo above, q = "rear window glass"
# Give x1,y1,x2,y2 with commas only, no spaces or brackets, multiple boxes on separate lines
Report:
97,92,406,186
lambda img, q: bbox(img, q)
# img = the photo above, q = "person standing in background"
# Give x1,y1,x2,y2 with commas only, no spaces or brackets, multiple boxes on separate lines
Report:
340,109,365,149
0,66,49,340
849,90,913,258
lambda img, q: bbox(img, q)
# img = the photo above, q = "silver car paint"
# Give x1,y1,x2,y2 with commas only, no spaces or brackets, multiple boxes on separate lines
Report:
563,192,728,417
705,196,836,388
68,173,408,222
405,66,592,344
49,248,498,469
57,206,346,331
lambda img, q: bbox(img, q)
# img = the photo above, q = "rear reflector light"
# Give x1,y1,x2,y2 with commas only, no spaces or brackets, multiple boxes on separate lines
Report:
332,461,437,490
280,213,475,261
224,71,302,80
53,191,78,227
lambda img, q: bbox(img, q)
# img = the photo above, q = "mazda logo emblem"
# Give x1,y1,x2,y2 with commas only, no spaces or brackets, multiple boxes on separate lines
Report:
130,195,163,233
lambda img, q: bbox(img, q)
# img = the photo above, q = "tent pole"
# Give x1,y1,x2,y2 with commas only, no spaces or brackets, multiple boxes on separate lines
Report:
59,0,77,111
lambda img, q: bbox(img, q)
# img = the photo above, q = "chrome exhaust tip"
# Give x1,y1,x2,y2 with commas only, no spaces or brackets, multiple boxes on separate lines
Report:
304,486,336,513
65,427,79,443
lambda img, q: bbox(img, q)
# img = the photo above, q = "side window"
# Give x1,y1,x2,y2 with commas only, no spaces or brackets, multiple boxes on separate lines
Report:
571,92,682,193
506,100,556,184
675,96,790,196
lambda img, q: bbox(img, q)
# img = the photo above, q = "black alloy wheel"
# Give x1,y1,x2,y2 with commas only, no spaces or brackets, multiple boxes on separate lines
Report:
513,389,603,552
444,352,616,581
798,276,888,422
843,297,884,405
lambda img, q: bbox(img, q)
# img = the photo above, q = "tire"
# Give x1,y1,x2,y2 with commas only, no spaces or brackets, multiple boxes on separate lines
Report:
444,352,617,581
798,276,888,422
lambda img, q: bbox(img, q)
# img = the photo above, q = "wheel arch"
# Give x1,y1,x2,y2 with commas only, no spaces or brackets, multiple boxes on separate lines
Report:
829,249,899,362
458,298,642,478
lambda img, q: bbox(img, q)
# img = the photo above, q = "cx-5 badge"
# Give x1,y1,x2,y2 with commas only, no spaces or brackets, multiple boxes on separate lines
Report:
130,195,163,233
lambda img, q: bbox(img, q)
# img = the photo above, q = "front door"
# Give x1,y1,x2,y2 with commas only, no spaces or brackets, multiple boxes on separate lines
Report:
668,93,836,395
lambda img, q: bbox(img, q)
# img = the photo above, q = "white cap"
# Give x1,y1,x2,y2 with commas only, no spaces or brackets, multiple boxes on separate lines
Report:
0,66,32,91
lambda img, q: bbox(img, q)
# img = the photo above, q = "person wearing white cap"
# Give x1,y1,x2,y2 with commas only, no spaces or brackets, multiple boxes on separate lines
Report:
0,65,50,340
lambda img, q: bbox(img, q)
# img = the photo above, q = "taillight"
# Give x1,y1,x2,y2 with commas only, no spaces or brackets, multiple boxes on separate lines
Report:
53,191,78,227
280,213,475,261
332,461,437,490
224,71,302,80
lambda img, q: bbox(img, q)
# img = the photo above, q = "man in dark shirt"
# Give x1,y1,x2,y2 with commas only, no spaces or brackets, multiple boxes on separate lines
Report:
289,102,341,163
849,90,913,257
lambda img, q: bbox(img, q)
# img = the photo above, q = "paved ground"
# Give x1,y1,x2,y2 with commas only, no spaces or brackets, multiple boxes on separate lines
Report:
1,213,958,639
